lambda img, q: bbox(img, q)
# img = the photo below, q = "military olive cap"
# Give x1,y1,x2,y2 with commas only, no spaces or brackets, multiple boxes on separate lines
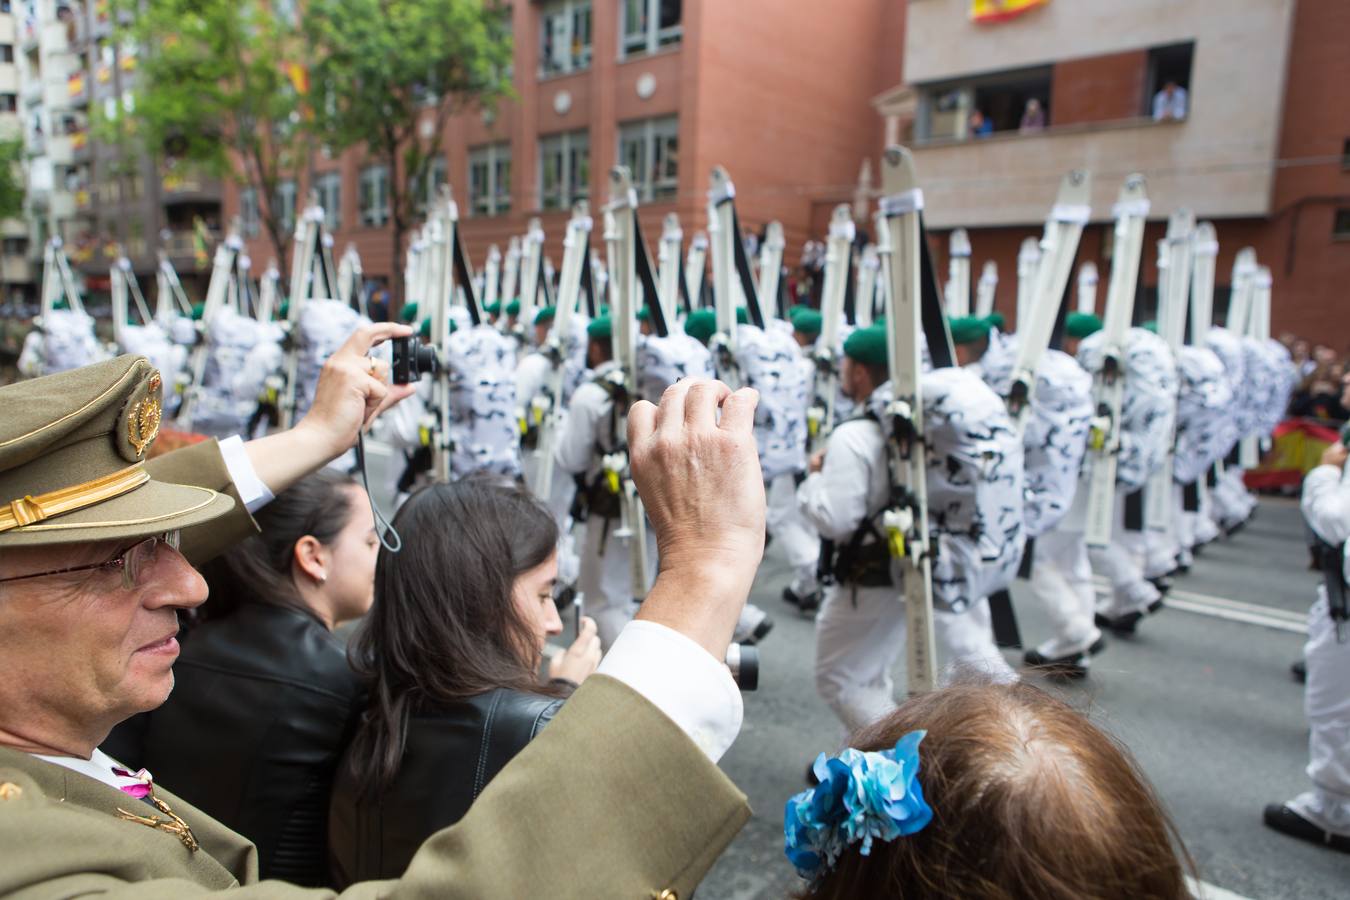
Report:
948,315,991,345
0,356,234,549
793,309,823,336
1065,311,1103,339
844,326,888,366
684,308,717,344
587,316,612,340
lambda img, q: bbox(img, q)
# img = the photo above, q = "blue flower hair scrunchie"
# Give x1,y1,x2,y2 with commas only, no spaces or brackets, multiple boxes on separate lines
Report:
783,730,933,878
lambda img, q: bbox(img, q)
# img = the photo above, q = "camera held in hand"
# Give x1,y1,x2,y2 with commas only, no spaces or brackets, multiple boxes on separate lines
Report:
391,336,440,385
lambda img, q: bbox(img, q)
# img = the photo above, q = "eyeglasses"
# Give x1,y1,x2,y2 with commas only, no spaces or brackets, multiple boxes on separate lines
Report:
0,531,182,591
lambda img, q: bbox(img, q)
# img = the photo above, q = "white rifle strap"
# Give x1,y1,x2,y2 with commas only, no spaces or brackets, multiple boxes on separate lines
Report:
257,264,279,324
809,207,853,451
428,200,454,484
1189,222,1219,509
1226,248,1258,338
501,236,522,312
124,259,153,326
519,218,546,326
1015,237,1041,333
757,221,785,321
1239,265,1274,467
945,227,971,317
1084,175,1149,548
110,260,127,348
657,213,683,325
975,260,998,319
1076,261,1099,316
1008,170,1092,432
855,244,880,327
1145,209,1196,532
685,232,708,310
483,245,502,310
708,168,739,387
878,145,937,695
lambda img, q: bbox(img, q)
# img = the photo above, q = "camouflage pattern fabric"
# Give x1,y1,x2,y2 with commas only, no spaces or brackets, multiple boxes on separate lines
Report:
1078,327,1179,491
445,324,521,478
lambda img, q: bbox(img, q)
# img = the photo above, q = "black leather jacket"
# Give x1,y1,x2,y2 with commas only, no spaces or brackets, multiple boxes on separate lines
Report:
102,602,361,887
328,686,566,887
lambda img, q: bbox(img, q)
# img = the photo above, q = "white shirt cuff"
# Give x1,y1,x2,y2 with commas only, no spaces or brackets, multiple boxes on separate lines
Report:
217,435,276,513
597,620,743,763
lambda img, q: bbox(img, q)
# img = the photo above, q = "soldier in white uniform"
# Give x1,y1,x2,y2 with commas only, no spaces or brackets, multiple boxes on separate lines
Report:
774,306,824,613
554,315,656,649
798,327,906,731
1264,436,1350,854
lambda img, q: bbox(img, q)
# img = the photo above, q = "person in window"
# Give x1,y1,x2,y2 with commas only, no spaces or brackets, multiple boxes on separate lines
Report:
1019,98,1046,133
968,109,993,138
328,476,603,886
1152,80,1188,121
101,469,379,887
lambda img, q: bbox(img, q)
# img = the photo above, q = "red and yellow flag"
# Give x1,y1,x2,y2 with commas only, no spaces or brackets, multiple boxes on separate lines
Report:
286,62,310,95
971,0,1049,24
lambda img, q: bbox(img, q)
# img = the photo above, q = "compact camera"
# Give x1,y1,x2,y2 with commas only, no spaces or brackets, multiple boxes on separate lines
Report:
391,336,440,385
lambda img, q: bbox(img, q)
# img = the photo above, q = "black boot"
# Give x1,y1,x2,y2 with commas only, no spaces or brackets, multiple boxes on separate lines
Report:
1263,804,1350,854
1094,610,1143,636
1023,648,1089,679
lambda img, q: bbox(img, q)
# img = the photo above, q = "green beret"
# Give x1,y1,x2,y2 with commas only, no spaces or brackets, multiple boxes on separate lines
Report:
793,309,823,336
399,302,420,324
948,315,990,346
535,305,557,325
191,302,206,321
684,308,717,343
505,298,521,317
637,306,651,322
787,303,815,324
987,312,1007,331
485,300,502,315
736,307,749,325
1142,320,1158,334
1065,311,1103,339
419,317,432,340
843,325,888,366
587,316,612,340
277,300,289,321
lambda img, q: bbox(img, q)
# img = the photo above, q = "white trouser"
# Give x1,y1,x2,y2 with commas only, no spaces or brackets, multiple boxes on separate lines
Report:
1212,465,1255,526
1091,537,1159,617
767,473,820,595
1194,481,1220,544
934,597,1017,684
814,584,907,733
1288,589,1350,836
577,515,658,649
1030,526,1101,657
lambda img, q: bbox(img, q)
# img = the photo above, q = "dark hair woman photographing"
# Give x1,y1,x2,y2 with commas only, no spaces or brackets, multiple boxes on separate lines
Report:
329,476,603,887
101,469,380,886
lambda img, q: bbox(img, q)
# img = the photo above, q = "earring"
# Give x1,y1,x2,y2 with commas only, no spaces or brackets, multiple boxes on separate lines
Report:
316,573,327,585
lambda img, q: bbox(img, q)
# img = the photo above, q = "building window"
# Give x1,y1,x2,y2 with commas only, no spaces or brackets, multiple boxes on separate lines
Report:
540,0,591,77
618,116,677,202
916,65,1052,142
0,94,14,113
359,164,389,227
315,171,341,231
420,154,447,212
0,45,13,63
539,129,589,210
620,0,681,59
1145,42,1193,121
274,178,296,233
1340,138,1350,172
239,187,260,238
1334,209,1350,241
469,142,511,217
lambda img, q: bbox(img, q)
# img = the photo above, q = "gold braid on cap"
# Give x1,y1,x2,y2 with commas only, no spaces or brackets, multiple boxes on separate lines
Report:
0,464,149,533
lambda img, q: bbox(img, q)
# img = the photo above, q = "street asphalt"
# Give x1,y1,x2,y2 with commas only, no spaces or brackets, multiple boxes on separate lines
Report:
699,496,1350,899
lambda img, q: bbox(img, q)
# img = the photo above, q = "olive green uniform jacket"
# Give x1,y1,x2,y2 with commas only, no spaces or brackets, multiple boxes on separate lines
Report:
0,442,751,899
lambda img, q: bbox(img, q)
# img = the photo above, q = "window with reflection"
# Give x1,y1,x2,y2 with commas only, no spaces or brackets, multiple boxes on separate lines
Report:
618,116,677,202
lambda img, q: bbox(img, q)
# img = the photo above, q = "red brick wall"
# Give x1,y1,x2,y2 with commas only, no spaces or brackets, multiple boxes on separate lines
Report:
1051,50,1148,126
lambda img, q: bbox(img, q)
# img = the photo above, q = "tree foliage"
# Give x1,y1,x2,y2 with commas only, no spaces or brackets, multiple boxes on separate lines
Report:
304,0,513,304
0,138,25,223
111,0,310,267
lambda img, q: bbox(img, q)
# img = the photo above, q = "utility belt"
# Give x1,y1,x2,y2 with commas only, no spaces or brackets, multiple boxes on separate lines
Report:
1311,537,1349,633
570,469,623,523
819,517,894,589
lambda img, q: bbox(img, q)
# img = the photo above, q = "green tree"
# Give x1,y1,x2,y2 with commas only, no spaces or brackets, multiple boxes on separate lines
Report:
111,0,311,269
304,0,512,306
0,138,25,222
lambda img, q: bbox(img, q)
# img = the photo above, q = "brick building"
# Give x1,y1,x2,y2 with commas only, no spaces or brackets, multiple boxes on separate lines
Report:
226,0,904,303
875,0,1350,348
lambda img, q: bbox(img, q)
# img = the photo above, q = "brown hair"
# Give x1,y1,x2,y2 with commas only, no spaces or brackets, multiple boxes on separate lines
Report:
345,475,562,796
802,682,1193,900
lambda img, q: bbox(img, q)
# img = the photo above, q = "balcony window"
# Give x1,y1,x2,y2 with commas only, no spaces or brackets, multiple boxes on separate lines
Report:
1145,42,1194,121
239,187,260,238
916,65,1051,142
359,164,389,228
539,129,589,211
274,178,296,232
315,171,341,231
469,142,511,217
0,45,13,63
0,94,14,113
618,116,677,202
540,0,592,77
620,0,680,59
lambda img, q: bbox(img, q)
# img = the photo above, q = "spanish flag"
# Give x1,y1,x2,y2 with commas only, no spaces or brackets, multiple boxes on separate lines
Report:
971,0,1049,24
286,62,309,95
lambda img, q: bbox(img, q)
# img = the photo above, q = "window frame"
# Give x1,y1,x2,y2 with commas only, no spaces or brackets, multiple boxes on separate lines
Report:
239,186,261,239
468,142,512,218
274,178,297,233
539,0,592,79
358,163,390,228
314,171,342,232
538,129,590,211
619,0,681,60
617,116,678,203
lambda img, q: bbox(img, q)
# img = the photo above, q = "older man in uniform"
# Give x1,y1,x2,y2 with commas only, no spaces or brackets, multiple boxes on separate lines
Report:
0,323,764,897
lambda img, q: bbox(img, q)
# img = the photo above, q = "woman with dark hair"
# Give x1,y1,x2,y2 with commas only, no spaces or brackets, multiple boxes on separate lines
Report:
101,469,378,887
784,681,1194,899
328,476,602,887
